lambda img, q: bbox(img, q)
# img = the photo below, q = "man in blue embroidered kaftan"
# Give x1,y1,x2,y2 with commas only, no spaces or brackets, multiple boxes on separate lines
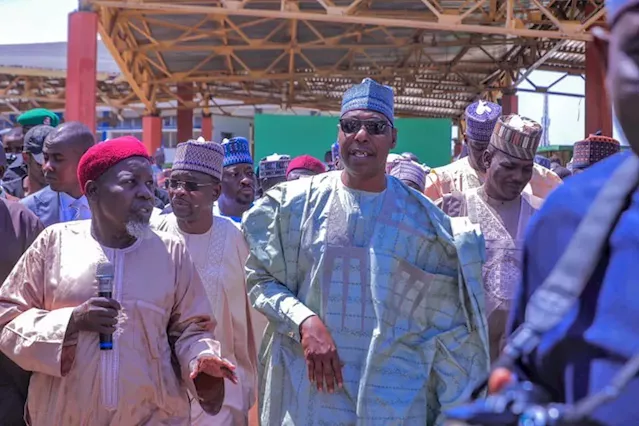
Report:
243,78,489,426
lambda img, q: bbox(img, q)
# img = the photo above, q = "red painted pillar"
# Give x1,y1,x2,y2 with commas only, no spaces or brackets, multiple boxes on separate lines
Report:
142,115,162,155
201,114,213,141
585,40,613,137
176,84,193,143
65,11,98,133
501,90,518,115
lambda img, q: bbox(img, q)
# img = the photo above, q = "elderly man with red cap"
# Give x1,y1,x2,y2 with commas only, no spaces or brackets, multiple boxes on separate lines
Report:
0,136,236,425
286,154,327,181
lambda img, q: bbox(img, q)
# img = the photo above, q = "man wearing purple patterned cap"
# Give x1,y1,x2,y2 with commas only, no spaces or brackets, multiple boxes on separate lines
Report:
425,100,562,204
153,139,258,425
243,78,488,425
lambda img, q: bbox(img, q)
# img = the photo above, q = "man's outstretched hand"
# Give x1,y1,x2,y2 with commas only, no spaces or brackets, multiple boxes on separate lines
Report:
300,315,343,393
190,355,238,384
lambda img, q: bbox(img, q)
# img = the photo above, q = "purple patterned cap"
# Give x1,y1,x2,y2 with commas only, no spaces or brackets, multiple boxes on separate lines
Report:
173,139,224,180
465,100,502,144
389,159,426,192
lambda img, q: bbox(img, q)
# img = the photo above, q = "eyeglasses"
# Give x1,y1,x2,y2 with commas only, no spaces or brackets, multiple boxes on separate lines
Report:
167,179,214,192
339,119,392,135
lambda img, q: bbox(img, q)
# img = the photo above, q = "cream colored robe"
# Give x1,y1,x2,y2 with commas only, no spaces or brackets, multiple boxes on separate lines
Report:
425,157,562,204
0,221,224,425
442,188,542,361
154,214,259,425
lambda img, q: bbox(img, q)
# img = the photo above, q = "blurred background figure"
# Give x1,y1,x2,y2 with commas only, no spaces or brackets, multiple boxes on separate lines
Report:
258,153,290,193
286,155,326,181
388,158,426,192
571,134,620,175
22,125,54,197
533,154,551,169
331,141,342,170
401,152,419,163
16,108,60,132
2,127,26,199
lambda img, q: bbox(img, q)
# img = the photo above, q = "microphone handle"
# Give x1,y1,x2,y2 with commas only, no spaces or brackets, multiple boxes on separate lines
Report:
98,290,113,351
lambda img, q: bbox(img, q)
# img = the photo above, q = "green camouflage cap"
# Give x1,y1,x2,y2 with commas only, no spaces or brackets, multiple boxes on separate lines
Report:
17,108,60,128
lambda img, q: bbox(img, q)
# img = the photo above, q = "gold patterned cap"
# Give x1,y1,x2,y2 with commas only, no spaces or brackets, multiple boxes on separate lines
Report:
490,114,542,160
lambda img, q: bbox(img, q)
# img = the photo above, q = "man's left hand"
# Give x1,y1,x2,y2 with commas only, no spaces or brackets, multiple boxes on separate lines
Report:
190,356,238,384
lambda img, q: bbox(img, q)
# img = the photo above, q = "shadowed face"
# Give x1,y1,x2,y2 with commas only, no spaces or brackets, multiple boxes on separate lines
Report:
221,163,255,205
483,148,533,201
86,156,155,238
466,138,489,172
607,9,639,153
169,169,221,222
337,110,397,181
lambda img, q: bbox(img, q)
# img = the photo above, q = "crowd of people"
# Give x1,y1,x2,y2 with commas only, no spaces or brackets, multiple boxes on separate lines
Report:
0,0,636,424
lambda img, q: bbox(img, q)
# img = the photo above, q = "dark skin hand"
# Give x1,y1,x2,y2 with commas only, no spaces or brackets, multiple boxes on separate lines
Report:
300,315,344,393
68,297,121,335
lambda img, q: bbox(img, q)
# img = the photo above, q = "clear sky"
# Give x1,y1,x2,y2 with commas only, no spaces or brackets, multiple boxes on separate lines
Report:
0,0,621,145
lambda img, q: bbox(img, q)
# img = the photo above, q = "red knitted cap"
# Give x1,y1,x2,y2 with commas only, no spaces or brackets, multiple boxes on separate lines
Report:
286,155,326,177
77,136,150,193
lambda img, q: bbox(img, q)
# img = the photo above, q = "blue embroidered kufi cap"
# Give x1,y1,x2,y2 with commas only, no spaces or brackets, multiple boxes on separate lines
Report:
222,137,253,167
606,0,638,23
465,100,501,143
173,139,224,180
340,78,395,124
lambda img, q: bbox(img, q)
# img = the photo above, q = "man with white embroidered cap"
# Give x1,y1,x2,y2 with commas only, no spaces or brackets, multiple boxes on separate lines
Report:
243,77,488,425
153,139,257,425
425,100,561,204
0,136,236,425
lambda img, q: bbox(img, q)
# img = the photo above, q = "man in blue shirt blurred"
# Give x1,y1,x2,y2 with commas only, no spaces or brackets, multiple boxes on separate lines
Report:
489,1,639,424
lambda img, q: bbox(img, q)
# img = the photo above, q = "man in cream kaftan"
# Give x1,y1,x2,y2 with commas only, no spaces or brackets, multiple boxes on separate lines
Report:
442,114,544,361
243,172,489,425
442,187,541,361
156,139,258,425
155,213,258,425
0,137,232,425
0,221,222,425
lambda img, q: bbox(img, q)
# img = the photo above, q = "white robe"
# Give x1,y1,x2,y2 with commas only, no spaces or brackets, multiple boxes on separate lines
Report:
154,214,262,425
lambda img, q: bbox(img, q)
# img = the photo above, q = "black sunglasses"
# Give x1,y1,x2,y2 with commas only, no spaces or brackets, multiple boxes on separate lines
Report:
339,119,392,135
167,179,215,192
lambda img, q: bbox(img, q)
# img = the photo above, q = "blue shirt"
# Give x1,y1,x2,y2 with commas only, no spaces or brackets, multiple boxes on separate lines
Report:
58,192,91,222
509,152,638,425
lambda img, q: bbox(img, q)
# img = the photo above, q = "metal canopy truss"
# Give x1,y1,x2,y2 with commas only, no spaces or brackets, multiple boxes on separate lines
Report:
69,1,608,118
0,67,139,116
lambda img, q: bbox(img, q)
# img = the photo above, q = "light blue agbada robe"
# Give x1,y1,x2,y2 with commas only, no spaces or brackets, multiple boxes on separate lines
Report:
243,172,489,426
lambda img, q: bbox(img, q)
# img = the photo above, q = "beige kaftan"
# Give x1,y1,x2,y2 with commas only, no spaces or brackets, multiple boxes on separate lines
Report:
0,221,224,425
154,214,258,425
443,188,541,361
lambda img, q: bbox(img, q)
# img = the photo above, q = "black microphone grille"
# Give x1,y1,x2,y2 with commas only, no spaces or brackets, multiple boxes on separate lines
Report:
96,262,115,278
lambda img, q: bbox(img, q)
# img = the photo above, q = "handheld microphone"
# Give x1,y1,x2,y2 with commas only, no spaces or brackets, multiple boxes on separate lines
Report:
95,262,115,351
